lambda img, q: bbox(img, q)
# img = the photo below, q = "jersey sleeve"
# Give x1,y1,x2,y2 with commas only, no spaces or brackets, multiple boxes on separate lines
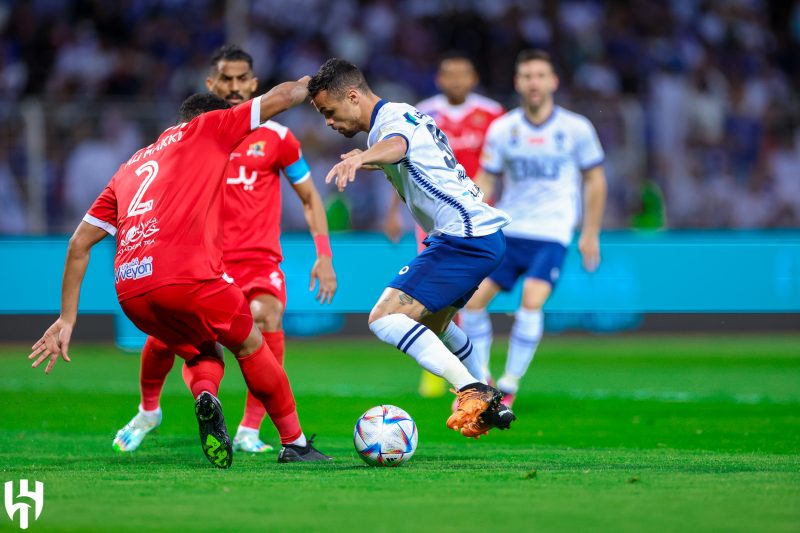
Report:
201,96,262,153
84,183,118,236
575,118,605,170
479,120,505,175
374,108,422,156
278,129,311,185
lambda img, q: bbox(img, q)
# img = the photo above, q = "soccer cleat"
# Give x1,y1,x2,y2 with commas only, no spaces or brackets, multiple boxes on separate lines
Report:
418,370,447,398
233,428,274,453
446,382,502,437
277,434,332,463
500,393,516,409
195,392,233,469
112,407,162,452
460,402,517,438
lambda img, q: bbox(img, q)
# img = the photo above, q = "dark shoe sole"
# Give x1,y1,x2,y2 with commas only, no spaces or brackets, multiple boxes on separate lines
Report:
278,446,332,463
195,392,233,469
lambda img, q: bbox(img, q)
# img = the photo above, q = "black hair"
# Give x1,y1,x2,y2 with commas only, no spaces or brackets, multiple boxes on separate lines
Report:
515,49,556,72
210,44,253,71
439,50,476,68
178,93,231,122
307,58,370,99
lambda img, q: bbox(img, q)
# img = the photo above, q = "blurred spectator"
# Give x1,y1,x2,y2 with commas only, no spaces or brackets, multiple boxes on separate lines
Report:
0,0,797,232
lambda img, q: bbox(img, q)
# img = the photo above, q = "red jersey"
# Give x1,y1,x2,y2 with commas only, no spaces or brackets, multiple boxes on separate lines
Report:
84,97,261,301
222,120,309,264
416,93,504,178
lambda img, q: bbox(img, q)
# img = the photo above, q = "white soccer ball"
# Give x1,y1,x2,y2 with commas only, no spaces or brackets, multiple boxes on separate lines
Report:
353,405,418,467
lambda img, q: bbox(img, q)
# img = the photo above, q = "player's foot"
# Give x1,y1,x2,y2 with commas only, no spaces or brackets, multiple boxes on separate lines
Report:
419,371,447,398
501,392,516,409
233,426,274,453
112,406,162,452
195,392,233,469
277,434,332,463
465,401,518,437
446,382,502,437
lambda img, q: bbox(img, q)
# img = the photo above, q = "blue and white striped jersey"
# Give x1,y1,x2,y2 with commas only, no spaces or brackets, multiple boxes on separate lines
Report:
367,100,510,238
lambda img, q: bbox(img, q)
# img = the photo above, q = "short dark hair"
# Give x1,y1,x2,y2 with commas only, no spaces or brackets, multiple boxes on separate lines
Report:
178,93,231,122
439,50,475,68
308,58,370,99
210,44,253,70
515,49,556,72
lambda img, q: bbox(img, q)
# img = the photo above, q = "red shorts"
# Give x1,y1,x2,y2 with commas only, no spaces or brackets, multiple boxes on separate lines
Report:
119,278,253,359
225,257,287,305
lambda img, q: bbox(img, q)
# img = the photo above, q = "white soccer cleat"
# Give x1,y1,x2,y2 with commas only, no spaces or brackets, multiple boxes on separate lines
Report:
112,406,162,452
233,427,274,453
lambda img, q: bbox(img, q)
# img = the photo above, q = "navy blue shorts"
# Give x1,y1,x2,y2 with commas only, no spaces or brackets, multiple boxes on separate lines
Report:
387,231,506,313
488,236,567,291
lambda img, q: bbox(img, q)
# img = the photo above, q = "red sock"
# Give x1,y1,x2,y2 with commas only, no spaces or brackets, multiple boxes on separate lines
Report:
140,336,175,411
240,391,266,430
182,355,225,399
236,340,302,444
264,331,285,366
239,332,284,429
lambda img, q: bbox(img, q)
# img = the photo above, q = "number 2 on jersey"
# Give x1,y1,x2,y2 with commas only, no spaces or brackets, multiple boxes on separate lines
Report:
128,160,158,217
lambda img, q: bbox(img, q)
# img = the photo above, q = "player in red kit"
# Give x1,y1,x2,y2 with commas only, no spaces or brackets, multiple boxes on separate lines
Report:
29,82,331,467
383,52,504,397
113,46,336,455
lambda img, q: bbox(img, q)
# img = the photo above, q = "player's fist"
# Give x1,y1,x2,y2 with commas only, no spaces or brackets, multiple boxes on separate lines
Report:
578,233,601,272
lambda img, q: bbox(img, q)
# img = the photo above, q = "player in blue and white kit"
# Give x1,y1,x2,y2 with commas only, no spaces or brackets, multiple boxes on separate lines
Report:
461,50,608,408
307,58,515,438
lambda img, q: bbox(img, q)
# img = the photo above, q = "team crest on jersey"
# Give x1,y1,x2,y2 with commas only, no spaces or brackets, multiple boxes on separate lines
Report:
510,126,520,146
471,113,488,127
554,131,566,151
246,141,266,157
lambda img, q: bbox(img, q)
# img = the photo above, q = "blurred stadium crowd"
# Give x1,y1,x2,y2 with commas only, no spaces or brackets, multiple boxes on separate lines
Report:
0,0,798,234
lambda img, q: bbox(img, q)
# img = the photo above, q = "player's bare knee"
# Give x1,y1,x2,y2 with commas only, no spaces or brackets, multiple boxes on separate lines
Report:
231,326,263,357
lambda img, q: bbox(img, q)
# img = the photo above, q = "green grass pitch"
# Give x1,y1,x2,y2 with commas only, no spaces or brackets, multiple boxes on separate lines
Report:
1,334,798,532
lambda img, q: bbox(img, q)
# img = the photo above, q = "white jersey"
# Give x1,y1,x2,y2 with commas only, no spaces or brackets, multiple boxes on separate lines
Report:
481,106,604,245
368,100,510,238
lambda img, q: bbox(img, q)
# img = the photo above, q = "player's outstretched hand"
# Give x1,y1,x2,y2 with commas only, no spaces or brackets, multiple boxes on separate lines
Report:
578,233,601,272
309,255,337,304
341,149,381,171
29,317,74,374
325,156,363,192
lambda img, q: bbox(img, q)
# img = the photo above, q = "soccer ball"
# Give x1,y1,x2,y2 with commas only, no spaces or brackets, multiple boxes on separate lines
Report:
353,405,418,467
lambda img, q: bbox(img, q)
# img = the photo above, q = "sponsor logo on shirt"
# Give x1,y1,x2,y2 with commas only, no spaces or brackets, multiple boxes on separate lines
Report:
115,257,154,284
118,218,159,255
227,166,258,191
246,141,266,157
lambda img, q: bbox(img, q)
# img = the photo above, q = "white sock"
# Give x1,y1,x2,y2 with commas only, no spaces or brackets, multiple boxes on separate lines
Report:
500,308,543,393
459,309,493,379
370,314,477,390
289,433,307,447
236,425,259,437
438,321,486,383
138,404,161,418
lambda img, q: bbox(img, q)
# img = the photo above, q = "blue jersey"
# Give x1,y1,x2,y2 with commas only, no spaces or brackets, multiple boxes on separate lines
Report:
481,106,604,245
368,100,510,238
